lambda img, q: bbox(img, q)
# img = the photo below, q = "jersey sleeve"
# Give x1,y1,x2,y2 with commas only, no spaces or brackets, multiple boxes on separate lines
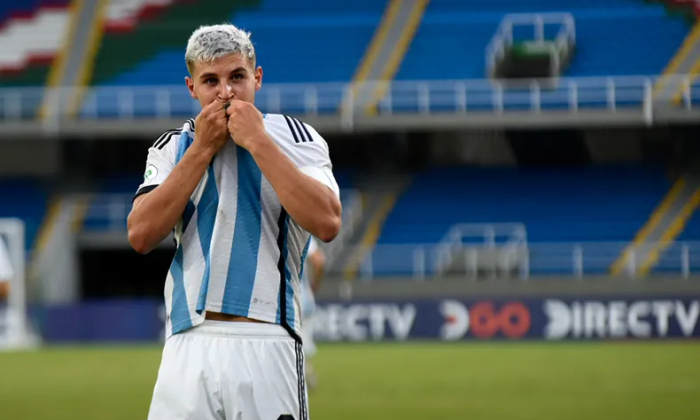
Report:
294,122,340,199
134,130,180,201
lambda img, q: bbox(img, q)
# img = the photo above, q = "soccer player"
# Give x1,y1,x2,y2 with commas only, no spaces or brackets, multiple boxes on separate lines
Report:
0,236,12,300
300,237,326,391
0,236,13,347
127,24,342,420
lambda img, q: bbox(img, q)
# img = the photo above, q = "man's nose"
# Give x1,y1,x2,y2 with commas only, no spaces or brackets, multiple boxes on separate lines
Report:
219,83,235,100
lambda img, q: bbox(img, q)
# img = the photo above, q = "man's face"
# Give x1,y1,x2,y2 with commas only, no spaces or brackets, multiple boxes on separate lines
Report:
185,53,263,109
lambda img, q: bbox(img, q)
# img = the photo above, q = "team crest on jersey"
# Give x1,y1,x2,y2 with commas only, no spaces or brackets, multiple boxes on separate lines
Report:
144,164,158,182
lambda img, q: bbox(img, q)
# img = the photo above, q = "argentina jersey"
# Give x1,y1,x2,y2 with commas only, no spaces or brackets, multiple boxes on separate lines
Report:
134,114,340,341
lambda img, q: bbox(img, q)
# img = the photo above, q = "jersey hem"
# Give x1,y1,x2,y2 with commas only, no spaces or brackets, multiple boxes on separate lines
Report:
168,305,301,341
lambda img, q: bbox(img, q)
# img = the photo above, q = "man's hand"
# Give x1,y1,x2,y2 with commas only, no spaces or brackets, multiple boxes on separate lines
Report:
226,100,268,151
194,100,231,155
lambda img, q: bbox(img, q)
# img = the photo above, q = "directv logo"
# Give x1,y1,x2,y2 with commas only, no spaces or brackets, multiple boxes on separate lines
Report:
543,300,700,339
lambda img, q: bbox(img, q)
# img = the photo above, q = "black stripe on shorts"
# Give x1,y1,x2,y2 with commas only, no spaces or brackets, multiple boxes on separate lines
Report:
295,341,308,420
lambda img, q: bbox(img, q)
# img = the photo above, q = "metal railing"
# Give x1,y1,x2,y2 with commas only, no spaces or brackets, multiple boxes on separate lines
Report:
82,188,364,235
1,75,699,129
486,13,576,76
434,223,527,275
343,241,700,281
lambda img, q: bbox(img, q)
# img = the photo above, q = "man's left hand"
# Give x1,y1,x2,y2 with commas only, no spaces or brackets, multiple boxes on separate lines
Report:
226,100,269,151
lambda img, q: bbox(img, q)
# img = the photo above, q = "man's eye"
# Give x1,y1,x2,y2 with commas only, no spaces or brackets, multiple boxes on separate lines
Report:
205,78,217,84
232,74,243,81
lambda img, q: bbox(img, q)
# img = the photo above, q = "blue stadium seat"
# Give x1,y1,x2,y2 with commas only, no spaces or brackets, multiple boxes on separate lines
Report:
83,175,140,232
371,165,671,276
0,178,50,251
83,168,359,232
95,0,385,87
396,0,688,81
380,166,670,244
82,0,386,117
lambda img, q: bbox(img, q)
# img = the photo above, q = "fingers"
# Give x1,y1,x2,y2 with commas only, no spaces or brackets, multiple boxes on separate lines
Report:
200,100,230,120
225,99,248,117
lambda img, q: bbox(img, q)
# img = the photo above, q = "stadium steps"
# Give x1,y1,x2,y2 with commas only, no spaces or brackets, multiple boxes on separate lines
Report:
343,0,430,115
40,0,110,121
613,166,700,277
653,20,700,104
610,174,700,276
340,174,412,279
30,194,89,304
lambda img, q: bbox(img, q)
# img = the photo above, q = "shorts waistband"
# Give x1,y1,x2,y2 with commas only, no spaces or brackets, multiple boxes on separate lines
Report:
184,320,294,340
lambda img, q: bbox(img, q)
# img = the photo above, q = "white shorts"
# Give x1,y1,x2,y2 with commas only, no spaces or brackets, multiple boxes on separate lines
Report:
147,321,309,420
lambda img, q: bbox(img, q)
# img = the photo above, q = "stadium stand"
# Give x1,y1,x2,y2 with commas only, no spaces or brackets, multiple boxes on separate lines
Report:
368,165,674,276
90,0,383,86
0,0,70,86
396,0,690,81
651,199,700,273
678,210,700,242
0,178,50,251
81,0,386,117
83,168,359,232
380,165,672,244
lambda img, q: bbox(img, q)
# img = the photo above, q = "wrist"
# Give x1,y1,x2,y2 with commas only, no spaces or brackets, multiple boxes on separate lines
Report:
189,141,218,161
246,133,276,158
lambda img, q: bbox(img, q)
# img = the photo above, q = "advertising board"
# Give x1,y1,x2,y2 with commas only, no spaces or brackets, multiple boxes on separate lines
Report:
312,297,700,342
32,296,700,343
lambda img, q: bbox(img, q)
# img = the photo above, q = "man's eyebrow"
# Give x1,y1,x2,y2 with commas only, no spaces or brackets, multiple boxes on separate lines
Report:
199,72,217,80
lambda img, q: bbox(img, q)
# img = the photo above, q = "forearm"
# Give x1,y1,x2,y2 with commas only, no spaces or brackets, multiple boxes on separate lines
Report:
128,145,213,253
249,137,341,242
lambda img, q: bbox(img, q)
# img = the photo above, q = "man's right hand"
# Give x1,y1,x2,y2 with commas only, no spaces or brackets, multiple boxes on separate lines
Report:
193,100,230,155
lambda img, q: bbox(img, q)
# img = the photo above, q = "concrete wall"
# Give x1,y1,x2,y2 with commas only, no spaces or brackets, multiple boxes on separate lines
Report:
317,276,700,300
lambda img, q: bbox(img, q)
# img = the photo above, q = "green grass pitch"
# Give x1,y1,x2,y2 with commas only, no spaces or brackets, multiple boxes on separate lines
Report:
0,342,698,420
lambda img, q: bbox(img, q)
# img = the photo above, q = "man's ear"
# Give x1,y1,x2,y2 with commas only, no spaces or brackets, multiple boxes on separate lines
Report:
255,66,263,92
185,77,198,99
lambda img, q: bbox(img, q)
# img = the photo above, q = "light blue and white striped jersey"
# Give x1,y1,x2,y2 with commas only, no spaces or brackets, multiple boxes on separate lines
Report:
134,114,340,341
300,237,319,319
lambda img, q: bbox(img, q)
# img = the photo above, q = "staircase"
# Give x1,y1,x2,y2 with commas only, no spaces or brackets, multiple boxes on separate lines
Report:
652,0,700,104
612,174,700,277
344,0,430,114
653,22,700,104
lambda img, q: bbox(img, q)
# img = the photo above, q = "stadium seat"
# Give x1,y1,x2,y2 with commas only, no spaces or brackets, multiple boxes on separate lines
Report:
396,0,689,81
371,165,672,276
0,178,50,251
82,169,360,232
91,0,384,87
82,0,385,117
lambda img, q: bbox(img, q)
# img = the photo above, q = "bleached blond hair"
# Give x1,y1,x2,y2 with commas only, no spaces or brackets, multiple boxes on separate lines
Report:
185,24,256,74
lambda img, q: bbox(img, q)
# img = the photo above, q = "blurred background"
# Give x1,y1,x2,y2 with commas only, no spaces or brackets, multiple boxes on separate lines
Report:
0,0,700,419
